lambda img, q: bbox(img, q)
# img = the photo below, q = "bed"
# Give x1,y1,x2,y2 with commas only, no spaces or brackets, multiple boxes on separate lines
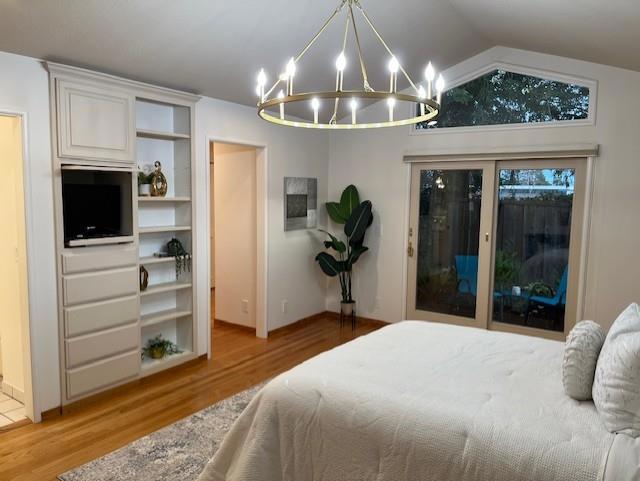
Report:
198,321,640,481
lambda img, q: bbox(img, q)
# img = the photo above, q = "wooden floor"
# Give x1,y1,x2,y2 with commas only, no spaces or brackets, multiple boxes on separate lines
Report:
0,313,382,481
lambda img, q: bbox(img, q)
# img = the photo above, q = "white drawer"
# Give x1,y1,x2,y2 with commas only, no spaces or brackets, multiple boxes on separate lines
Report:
63,267,138,306
62,246,137,274
65,323,139,368
66,350,139,399
64,295,139,338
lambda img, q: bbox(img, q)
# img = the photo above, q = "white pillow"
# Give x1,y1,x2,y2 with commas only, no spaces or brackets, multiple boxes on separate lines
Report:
562,320,605,401
593,303,640,436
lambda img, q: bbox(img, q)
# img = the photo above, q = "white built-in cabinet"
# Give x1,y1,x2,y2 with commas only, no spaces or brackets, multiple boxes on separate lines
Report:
47,63,200,405
56,79,136,163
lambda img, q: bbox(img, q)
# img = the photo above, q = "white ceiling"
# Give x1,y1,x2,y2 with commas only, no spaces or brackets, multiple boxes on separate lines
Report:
0,0,638,107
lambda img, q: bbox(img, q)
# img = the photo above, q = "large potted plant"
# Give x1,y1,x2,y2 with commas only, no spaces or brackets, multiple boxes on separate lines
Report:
315,185,373,318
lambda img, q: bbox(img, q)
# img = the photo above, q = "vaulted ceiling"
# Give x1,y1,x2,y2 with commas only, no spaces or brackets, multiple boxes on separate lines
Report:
0,0,638,106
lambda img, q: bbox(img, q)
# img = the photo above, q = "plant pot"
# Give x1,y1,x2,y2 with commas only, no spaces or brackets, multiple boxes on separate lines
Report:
340,301,355,316
149,347,165,359
138,184,151,196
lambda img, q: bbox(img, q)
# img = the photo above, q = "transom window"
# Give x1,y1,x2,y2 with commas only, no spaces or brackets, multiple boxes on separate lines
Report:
416,69,590,130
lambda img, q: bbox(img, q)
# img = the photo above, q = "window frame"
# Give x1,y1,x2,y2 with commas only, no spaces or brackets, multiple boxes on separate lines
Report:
409,62,598,136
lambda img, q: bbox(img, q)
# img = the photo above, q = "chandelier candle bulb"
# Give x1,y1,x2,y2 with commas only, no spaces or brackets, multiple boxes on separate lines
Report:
425,62,435,98
257,69,267,102
436,74,445,105
286,58,296,95
335,52,346,92
277,90,285,120
388,56,399,93
387,97,396,122
350,98,357,124
418,85,427,116
311,98,320,124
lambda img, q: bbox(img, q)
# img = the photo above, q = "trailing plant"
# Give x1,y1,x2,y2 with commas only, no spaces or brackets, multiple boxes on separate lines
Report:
315,185,373,304
167,238,192,278
142,335,181,360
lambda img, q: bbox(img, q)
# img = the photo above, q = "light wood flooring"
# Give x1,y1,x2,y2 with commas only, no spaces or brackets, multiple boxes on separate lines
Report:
0,305,382,481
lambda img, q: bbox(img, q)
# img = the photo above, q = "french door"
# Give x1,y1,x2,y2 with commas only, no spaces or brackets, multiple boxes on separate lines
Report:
406,159,586,338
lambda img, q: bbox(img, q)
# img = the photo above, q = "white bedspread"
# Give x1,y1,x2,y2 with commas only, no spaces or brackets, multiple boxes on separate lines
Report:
198,321,639,481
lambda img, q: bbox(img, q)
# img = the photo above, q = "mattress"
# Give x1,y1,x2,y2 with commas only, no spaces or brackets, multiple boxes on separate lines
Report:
198,321,639,481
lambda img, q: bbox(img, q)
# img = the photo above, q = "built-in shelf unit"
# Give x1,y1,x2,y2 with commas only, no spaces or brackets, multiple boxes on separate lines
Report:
48,62,200,404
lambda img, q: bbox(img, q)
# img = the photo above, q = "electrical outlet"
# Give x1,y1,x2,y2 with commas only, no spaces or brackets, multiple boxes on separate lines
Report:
282,299,288,314
241,299,249,313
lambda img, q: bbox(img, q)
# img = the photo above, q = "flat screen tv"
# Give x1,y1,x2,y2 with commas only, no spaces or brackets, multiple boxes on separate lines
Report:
62,184,124,245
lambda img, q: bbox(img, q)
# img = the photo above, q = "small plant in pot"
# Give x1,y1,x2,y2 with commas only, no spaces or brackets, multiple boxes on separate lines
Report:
138,165,153,196
142,335,181,360
315,185,373,320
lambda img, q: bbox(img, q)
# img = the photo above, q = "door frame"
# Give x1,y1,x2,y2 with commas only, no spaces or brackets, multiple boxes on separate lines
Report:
206,136,268,340
0,110,39,422
405,161,495,329
402,145,597,340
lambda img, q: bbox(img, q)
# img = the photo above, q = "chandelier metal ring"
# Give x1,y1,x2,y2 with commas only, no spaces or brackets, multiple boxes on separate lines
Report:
254,0,445,129
258,91,440,129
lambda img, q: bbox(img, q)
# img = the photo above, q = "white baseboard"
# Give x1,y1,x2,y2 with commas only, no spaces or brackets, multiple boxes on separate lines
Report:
2,380,24,403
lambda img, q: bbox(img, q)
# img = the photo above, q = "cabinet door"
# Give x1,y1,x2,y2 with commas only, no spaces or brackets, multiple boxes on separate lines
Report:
56,79,135,162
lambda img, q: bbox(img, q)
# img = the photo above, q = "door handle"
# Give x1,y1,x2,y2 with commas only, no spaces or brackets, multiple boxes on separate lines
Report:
485,233,490,242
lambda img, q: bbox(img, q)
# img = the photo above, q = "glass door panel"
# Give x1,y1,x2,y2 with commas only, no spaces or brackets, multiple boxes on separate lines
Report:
407,162,494,327
491,163,583,333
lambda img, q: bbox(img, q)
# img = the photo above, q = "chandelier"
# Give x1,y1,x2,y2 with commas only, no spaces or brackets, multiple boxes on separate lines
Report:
255,0,445,129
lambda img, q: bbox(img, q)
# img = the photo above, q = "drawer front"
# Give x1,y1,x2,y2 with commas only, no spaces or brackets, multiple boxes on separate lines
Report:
64,295,139,338
66,323,139,368
63,267,138,306
66,350,139,399
62,246,137,274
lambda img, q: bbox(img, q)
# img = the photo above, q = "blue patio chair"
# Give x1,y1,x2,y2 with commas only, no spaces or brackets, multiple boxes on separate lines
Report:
455,254,504,299
455,255,478,296
525,267,568,324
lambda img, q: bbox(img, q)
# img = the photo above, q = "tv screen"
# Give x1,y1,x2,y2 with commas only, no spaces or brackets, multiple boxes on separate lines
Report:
62,184,123,243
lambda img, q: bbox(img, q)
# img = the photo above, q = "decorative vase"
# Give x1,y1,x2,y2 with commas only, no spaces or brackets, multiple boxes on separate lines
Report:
139,265,149,292
138,184,151,196
340,300,356,330
150,160,168,197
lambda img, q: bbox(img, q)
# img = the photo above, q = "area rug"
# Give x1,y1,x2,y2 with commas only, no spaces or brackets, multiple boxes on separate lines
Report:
58,382,265,481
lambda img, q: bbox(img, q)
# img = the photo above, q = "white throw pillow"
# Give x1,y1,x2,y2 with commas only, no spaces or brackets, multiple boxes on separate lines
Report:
562,320,605,401
593,303,640,436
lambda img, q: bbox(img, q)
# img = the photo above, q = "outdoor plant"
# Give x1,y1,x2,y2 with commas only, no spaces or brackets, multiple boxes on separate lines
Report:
315,185,373,304
142,335,181,360
494,249,521,291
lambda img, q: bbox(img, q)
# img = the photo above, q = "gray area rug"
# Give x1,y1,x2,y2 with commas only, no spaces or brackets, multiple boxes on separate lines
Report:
58,382,265,481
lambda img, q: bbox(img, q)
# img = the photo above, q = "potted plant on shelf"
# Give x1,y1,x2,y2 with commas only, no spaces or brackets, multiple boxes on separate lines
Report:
138,165,153,196
142,335,181,360
315,185,373,322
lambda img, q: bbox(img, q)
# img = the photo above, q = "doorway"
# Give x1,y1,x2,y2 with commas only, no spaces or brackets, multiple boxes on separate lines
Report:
406,158,587,339
209,141,261,336
0,113,35,425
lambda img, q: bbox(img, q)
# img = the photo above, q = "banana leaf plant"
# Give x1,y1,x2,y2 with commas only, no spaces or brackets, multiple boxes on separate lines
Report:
315,185,373,304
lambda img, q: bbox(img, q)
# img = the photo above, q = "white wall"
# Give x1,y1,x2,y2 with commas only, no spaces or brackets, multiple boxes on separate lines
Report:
213,142,257,328
195,97,330,352
328,46,640,331
0,51,59,413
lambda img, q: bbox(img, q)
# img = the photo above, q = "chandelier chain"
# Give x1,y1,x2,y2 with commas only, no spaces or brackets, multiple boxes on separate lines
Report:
355,2,419,94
